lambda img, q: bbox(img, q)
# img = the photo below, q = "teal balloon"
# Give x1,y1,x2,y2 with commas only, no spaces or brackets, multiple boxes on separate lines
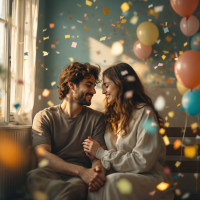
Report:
190,33,200,52
182,89,200,116
122,11,129,17
142,119,158,135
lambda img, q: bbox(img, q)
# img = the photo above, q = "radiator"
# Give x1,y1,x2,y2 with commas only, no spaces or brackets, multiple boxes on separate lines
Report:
0,126,32,200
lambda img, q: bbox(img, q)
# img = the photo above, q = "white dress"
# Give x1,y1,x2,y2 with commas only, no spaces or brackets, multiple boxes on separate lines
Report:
88,105,175,200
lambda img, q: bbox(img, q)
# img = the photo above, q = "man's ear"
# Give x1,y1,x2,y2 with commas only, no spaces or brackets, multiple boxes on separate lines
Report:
68,81,75,90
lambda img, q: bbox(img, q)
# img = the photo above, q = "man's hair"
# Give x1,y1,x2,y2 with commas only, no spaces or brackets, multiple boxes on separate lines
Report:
57,62,101,100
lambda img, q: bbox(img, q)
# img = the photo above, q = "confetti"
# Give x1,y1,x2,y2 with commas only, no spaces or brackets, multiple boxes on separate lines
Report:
194,173,199,179
164,122,170,127
38,159,49,168
163,50,169,54
103,8,110,15
149,190,156,196
42,28,47,32
159,128,165,135
111,23,115,26
71,26,76,30
128,1,133,6
51,44,56,49
196,135,200,139
77,3,81,7
43,51,49,56
164,167,171,174
148,19,152,22
184,42,188,47
156,39,161,44
124,90,134,99
100,36,106,41
121,2,130,13
184,145,197,158
154,96,165,111
68,57,74,62
175,161,181,168
96,51,101,55
51,81,56,86
154,5,164,13
47,101,54,107
84,13,87,17
17,80,24,84
129,15,139,25
33,191,48,200
117,24,121,28
42,89,50,97
84,26,89,30
63,26,67,29
49,23,54,28
77,20,82,23
168,111,174,118
65,35,70,39
156,182,169,191
165,116,168,121
179,51,183,55
181,193,190,199
174,139,182,150
148,4,153,8
120,16,124,19
165,35,173,42
136,43,141,49
107,36,111,39
71,42,77,48
162,55,166,60
175,189,181,196
38,95,42,100
14,103,20,109
86,0,92,6
116,178,132,194
121,19,127,23
163,135,170,146
158,63,163,66
56,51,60,54
43,36,49,40
127,75,135,82
146,110,151,114
191,122,198,130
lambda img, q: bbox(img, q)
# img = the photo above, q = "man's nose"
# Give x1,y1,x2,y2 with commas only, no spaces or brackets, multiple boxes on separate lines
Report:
92,87,96,94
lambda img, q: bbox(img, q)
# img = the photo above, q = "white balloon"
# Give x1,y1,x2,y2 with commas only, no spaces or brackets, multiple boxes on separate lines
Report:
111,41,124,56
154,96,166,111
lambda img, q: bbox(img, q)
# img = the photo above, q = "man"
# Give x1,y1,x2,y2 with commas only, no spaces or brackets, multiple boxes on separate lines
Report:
26,62,107,200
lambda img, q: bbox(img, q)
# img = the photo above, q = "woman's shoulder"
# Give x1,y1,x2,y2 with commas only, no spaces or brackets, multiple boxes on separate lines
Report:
131,103,153,116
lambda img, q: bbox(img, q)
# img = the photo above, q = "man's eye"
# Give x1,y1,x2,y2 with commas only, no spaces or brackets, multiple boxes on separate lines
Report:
87,84,92,87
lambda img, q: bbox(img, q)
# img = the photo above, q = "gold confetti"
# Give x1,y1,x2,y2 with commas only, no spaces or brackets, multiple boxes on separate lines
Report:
179,51,183,55
159,128,166,135
156,182,169,191
38,159,49,168
84,26,89,30
165,116,168,121
191,122,198,130
86,0,92,6
65,35,70,39
103,8,110,15
175,189,181,196
77,3,81,7
43,36,49,40
121,19,127,23
162,55,166,60
165,35,173,42
175,161,181,168
174,139,182,150
163,50,169,54
100,36,106,41
51,81,56,86
168,111,175,118
184,42,188,47
165,22,168,26
177,104,181,107
164,122,170,127
117,24,121,28
148,19,152,22
47,101,54,107
116,178,132,194
68,57,74,62
136,43,141,49
163,135,170,146
184,145,197,158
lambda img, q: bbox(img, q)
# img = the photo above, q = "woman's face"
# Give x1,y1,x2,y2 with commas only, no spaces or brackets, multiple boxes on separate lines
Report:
102,75,119,104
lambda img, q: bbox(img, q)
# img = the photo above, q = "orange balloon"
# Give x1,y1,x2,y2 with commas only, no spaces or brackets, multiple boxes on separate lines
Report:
170,0,199,18
174,50,200,89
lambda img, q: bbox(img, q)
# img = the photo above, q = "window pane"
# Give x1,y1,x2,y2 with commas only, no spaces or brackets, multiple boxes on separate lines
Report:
0,22,6,122
0,0,4,19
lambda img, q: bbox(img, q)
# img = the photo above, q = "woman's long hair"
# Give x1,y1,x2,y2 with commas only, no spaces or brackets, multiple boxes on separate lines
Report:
103,62,163,137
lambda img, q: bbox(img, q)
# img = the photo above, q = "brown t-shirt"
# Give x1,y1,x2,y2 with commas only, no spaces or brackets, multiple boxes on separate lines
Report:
32,104,106,169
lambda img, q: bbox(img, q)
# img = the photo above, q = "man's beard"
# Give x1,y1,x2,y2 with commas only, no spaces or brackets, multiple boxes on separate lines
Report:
74,89,92,106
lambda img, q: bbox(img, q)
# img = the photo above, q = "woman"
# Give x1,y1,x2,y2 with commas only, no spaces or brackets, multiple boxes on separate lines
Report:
82,63,175,200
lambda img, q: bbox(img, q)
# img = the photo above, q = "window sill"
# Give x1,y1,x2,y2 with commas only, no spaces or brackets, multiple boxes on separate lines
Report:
0,124,32,130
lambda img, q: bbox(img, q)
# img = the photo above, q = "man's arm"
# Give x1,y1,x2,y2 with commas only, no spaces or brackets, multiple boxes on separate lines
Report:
34,144,105,190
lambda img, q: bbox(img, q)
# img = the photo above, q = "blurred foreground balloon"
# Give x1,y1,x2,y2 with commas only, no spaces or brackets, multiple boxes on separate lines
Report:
170,0,199,18
111,41,124,56
190,32,200,51
176,81,200,95
182,89,200,116
174,50,200,89
136,22,159,46
142,119,158,135
180,15,199,36
133,40,152,60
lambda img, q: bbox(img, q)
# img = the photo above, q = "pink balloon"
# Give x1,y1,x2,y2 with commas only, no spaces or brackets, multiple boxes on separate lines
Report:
180,15,200,36
170,0,199,18
133,40,152,60
174,50,200,89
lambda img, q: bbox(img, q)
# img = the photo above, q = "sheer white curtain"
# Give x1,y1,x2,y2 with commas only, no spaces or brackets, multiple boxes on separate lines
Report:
10,0,39,125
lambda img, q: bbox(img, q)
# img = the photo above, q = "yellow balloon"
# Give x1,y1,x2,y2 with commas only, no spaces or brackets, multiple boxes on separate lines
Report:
136,22,159,46
176,81,200,95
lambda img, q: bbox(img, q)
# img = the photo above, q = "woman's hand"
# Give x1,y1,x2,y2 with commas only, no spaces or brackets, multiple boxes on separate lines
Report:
82,136,100,157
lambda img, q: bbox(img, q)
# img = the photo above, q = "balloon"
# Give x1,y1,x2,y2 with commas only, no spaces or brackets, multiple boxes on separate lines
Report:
136,22,159,46
180,15,199,36
182,89,200,116
170,0,199,18
174,50,200,89
133,40,152,60
176,81,200,95
122,11,129,17
111,41,124,56
191,32,200,51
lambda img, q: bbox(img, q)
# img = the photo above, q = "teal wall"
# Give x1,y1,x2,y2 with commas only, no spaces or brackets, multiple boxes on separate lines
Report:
35,0,200,90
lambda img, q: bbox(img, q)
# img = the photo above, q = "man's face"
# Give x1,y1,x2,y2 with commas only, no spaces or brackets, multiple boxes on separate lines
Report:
73,75,96,106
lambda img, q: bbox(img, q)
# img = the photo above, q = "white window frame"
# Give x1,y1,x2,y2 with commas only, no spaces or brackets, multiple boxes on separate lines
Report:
0,0,12,125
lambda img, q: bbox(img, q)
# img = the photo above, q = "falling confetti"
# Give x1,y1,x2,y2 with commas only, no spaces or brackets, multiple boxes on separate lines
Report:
168,111,175,118
127,75,135,82
154,96,166,111
47,101,54,107
191,122,198,130
43,51,49,56
121,2,130,13
103,8,110,15
164,167,171,174
51,44,56,49
163,135,170,146
124,90,134,99
149,190,156,196
121,19,127,23
116,178,132,194
181,193,190,199
163,27,169,33
65,35,70,39
154,5,164,13
175,161,181,168
84,26,89,30
68,57,74,62
156,182,169,191
175,189,181,196
51,81,56,86
184,42,188,47
174,139,182,150
43,36,49,40
100,36,106,41
159,128,165,135
184,145,197,158
86,0,92,6
14,103,20,109
42,89,50,97
49,23,54,28
38,159,49,168
71,42,77,48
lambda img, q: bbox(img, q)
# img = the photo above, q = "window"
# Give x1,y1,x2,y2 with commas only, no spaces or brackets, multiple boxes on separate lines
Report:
0,0,11,124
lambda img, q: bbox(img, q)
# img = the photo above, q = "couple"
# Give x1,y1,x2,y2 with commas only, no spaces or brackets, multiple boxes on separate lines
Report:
26,62,175,200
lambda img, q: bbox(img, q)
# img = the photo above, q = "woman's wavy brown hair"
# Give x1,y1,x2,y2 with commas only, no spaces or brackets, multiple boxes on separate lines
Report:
57,62,101,100
103,62,163,137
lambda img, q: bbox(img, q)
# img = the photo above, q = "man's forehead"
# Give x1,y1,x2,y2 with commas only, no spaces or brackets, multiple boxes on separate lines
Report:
83,75,96,83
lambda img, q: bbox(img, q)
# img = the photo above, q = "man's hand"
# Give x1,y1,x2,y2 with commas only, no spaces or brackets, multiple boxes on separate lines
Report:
88,166,106,192
79,167,106,192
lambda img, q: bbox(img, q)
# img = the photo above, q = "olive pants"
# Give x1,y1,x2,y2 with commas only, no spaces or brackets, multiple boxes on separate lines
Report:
26,167,88,200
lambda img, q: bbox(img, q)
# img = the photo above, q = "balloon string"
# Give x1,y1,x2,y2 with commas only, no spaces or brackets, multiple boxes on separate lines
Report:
196,116,200,193
186,18,189,51
178,113,188,172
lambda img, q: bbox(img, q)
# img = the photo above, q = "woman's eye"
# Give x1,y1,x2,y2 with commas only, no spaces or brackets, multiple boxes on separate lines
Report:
106,86,108,88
